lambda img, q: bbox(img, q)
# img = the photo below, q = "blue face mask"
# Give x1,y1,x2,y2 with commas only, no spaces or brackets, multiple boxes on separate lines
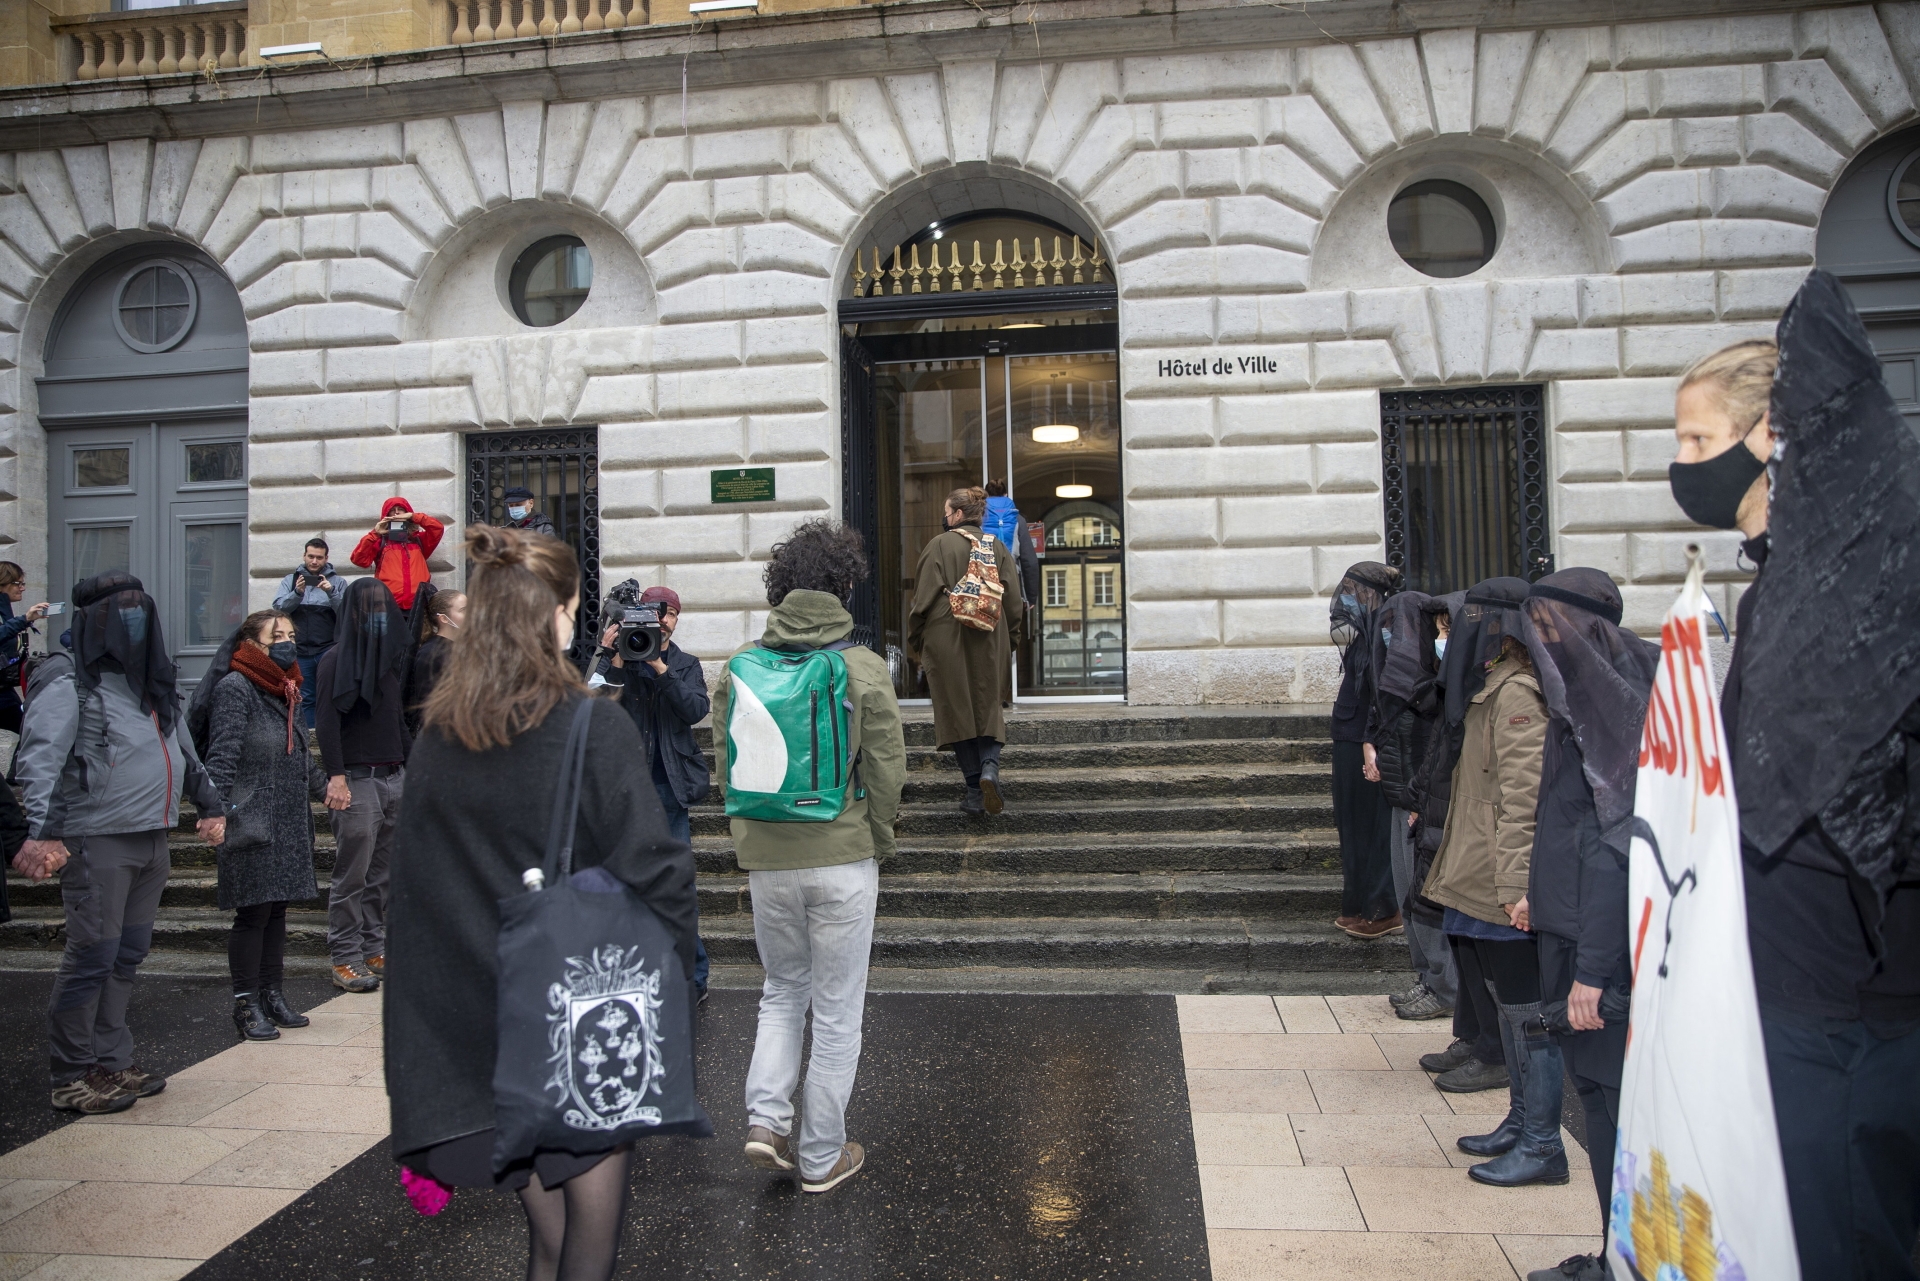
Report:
1434,637,1448,660
508,505,529,521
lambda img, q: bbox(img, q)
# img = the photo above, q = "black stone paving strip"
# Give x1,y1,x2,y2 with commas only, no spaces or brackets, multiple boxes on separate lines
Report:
188,991,1209,1281
0,968,337,1153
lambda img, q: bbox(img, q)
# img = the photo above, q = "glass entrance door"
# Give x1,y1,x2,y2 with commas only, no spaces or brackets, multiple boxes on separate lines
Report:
870,339,1124,701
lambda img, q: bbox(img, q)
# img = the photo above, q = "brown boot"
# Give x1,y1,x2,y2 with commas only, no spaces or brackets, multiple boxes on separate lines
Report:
1341,913,1405,940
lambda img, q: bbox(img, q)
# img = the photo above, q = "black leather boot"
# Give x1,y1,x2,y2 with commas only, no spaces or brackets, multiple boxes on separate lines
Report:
1458,999,1524,1156
232,993,280,1042
261,986,310,1029
1470,1005,1569,1187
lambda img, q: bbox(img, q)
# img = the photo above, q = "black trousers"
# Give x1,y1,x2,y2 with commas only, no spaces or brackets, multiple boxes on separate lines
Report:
1762,1010,1920,1279
229,900,289,995
948,736,1001,788
1449,936,1507,1065
1331,741,1396,920
1539,930,1626,1219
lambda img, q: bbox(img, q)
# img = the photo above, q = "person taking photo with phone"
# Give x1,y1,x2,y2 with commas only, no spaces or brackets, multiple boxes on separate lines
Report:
274,538,340,729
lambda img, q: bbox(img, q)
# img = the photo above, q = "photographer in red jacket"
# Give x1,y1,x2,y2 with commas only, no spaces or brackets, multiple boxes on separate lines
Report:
351,498,444,615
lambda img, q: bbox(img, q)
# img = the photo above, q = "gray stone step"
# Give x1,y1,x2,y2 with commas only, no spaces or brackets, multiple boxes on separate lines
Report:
894,762,1328,804
691,794,1334,839
903,737,1332,772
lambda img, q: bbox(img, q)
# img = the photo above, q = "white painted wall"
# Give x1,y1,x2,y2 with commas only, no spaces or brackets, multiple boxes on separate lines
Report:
0,3,1914,701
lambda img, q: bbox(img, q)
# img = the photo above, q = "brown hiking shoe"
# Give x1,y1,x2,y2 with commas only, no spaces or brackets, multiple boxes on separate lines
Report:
106,1064,167,1097
332,962,379,992
1341,913,1405,940
1333,915,1363,931
52,1067,137,1115
743,1126,795,1173
365,955,386,977
801,1142,864,1194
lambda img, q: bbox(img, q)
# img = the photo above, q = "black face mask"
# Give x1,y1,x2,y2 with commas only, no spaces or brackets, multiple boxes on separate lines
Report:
268,641,298,670
1668,441,1765,529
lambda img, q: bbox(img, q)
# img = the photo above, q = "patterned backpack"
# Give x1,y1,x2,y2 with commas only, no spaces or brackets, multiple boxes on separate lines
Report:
947,532,1004,632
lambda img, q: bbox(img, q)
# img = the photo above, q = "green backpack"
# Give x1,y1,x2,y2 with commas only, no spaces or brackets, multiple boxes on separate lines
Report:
722,641,864,823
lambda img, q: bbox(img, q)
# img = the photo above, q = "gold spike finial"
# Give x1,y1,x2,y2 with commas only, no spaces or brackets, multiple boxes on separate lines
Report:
1070,235,1085,285
909,243,924,294
948,242,963,292
1050,236,1066,286
1010,239,1026,288
991,240,1006,290
970,241,986,291
889,245,904,296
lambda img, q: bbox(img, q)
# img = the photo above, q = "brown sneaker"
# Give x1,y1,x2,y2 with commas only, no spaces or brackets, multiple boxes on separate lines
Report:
1341,913,1405,940
743,1126,795,1173
801,1142,864,1194
365,955,386,977
332,962,379,992
1333,915,1363,931
51,1067,137,1115
106,1064,167,1097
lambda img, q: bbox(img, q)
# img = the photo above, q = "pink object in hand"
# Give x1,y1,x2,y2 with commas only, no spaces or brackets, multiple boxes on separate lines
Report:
400,1166,452,1216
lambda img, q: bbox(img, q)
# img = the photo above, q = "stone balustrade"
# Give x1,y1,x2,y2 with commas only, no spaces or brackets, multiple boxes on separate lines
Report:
56,2,246,81
447,0,646,42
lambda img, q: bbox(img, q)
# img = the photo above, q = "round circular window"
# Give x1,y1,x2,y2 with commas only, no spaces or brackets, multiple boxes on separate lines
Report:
509,236,593,327
1889,148,1920,251
1387,180,1498,278
112,260,198,353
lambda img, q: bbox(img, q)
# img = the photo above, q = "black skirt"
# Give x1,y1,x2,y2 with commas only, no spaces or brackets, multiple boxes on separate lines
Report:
401,1130,619,1192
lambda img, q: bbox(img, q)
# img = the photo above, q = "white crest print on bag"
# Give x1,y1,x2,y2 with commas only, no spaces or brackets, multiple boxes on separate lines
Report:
546,945,667,1131
1608,550,1797,1281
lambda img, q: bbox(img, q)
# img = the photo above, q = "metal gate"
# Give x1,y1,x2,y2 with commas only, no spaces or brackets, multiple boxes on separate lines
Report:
839,332,880,651
1380,384,1551,595
465,426,602,647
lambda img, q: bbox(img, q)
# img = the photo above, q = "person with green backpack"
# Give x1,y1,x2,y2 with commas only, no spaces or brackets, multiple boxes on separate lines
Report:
711,518,905,1195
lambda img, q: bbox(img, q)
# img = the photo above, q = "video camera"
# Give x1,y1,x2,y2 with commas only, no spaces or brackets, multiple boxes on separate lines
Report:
603,579,664,665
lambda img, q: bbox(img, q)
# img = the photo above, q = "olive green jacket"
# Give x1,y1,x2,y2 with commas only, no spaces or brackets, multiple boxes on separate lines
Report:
711,590,905,871
1422,659,1549,928
906,524,1025,748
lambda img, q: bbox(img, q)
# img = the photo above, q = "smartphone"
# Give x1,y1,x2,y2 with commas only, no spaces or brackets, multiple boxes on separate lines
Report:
43,602,65,616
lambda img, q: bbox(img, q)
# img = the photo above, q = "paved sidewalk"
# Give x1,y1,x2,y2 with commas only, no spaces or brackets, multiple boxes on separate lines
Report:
1180,993,1602,1280
0,990,385,1280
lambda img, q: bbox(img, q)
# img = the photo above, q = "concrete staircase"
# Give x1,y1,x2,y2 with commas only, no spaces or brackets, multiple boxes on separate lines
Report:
1,706,1412,994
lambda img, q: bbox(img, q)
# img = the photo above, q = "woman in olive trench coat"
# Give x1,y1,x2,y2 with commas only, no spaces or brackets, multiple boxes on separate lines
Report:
908,486,1025,815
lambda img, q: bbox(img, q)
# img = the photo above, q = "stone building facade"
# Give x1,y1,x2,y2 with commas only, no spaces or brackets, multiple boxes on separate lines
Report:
1,0,1917,699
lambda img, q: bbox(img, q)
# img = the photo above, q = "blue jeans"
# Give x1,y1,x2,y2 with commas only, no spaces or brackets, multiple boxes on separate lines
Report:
653,777,707,989
296,652,324,728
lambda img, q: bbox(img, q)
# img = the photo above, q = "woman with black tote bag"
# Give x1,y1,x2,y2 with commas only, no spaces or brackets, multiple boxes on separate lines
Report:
385,525,698,1281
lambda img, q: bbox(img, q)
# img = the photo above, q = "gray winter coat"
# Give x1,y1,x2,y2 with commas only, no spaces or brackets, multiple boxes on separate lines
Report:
204,671,325,910
16,653,223,840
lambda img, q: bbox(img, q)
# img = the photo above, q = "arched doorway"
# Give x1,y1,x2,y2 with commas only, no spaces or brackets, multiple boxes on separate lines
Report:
840,201,1124,701
37,244,249,683
1818,124,1920,437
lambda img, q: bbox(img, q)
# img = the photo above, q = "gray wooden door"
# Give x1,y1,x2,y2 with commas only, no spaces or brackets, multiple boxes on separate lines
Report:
37,244,249,686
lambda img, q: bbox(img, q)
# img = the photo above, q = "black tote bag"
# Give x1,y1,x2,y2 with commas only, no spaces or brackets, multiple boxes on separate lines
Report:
490,699,711,1173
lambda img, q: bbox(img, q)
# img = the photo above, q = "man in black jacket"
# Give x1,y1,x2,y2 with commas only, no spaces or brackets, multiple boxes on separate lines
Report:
592,585,711,993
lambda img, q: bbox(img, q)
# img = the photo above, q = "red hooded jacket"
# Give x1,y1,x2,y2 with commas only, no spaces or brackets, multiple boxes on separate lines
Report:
351,497,443,611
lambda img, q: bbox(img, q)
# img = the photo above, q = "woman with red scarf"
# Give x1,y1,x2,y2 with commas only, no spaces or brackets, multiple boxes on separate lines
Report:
203,609,328,1041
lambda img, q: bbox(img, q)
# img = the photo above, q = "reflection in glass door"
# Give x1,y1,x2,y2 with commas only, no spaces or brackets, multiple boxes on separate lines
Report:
871,343,1124,700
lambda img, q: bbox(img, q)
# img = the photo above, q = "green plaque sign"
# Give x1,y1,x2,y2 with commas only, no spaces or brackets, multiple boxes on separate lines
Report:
711,467,775,504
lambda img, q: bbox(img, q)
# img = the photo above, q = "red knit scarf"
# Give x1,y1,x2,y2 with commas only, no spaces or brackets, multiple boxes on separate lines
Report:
230,643,302,754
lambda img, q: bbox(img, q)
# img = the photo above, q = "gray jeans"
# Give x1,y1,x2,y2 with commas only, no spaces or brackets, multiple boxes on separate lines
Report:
743,857,879,1180
48,829,170,1085
1390,806,1456,1004
328,770,403,966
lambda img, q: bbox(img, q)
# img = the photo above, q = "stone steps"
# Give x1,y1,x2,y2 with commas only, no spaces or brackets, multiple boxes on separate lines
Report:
0,704,1404,992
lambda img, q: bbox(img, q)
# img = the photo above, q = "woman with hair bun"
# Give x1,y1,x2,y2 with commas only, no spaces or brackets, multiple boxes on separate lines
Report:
908,485,1025,815
385,525,696,1281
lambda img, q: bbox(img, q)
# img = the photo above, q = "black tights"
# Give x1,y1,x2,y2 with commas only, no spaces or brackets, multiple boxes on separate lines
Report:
516,1144,633,1281
229,901,288,995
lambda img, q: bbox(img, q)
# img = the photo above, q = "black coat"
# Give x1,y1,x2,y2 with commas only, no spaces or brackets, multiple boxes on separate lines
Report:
383,695,698,1160
204,672,326,910
1528,719,1628,994
0,777,25,923
594,642,712,808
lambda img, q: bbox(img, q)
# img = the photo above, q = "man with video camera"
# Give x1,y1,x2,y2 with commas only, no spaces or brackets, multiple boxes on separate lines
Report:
590,582,711,994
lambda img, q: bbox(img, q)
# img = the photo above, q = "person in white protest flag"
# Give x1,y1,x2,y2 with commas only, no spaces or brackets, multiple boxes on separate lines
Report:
1627,269,1920,1281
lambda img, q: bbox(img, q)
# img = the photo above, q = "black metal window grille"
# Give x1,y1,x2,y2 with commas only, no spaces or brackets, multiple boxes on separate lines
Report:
1380,385,1551,595
465,426,602,647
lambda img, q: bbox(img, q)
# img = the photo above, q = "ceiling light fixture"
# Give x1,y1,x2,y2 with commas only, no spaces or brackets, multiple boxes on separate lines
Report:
1055,483,1093,499
997,321,1043,329
1031,424,1079,444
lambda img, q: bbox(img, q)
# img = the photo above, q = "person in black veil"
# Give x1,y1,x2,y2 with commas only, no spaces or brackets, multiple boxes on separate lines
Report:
1670,271,1920,1278
1369,587,1456,1021
1328,561,1401,939
1421,576,1569,1187
317,577,413,993
1516,569,1658,1281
